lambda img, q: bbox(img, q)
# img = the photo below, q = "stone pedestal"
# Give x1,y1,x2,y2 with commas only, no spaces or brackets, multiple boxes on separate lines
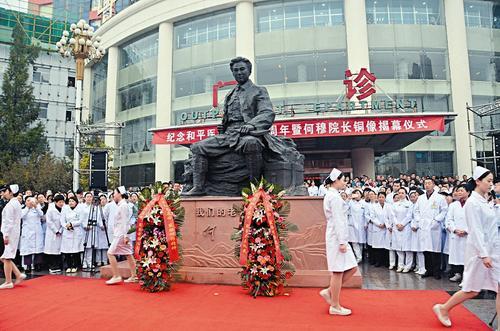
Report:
101,196,362,288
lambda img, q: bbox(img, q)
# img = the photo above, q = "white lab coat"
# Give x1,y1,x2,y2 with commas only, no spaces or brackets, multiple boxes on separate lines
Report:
128,202,137,242
108,199,133,255
347,199,367,244
103,201,117,240
409,203,423,252
0,198,22,259
461,191,499,293
392,199,413,252
44,204,63,255
414,191,448,253
370,203,394,250
318,184,328,197
323,188,357,272
366,201,376,246
308,185,319,196
445,201,468,266
20,206,45,256
60,206,83,254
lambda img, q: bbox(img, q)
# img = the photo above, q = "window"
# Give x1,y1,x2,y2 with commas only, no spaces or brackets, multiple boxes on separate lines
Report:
464,1,500,29
33,67,50,83
174,10,236,49
120,31,159,69
38,102,48,118
375,151,454,176
369,49,448,80
256,0,344,33
118,77,157,111
174,64,234,98
121,116,156,155
67,76,75,87
91,55,108,123
64,139,74,158
366,0,444,25
468,51,500,82
256,51,348,85
66,110,72,122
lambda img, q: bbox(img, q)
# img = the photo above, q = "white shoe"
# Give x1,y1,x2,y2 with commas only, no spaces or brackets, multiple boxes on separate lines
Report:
319,288,331,305
432,304,451,327
71,268,77,273
15,273,27,285
329,306,352,316
458,282,463,288
449,273,462,282
106,276,123,285
389,265,395,270
402,267,411,273
396,266,404,273
417,269,427,276
356,258,362,264
0,282,14,290
124,276,138,283
66,268,71,273
414,268,420,274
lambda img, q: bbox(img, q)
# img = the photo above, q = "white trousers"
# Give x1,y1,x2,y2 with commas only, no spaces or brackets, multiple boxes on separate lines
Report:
351,243,362,261
416,252,426,272
396,251,414,268
389,250,396,267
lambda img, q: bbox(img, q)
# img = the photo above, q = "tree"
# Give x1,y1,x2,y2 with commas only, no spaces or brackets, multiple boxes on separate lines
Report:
0,153,72,193
0,22,47,175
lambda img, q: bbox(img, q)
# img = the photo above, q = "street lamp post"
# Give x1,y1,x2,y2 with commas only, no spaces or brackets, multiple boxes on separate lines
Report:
56,20,105,192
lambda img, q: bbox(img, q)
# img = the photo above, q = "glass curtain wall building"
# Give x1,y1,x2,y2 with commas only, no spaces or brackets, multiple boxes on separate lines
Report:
88,0,500,186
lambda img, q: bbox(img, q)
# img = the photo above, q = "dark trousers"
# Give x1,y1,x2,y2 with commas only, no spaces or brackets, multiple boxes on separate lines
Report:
424,251,441,276
63,253,79,269
22,253,44,267
46,254,62,270
450,264,464,275
374,248,388,267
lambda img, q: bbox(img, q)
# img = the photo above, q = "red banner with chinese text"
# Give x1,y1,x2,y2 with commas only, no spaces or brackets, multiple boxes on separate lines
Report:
152,115,445,145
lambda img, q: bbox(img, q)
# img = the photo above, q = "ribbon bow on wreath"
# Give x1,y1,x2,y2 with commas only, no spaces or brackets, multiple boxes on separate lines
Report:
134,194,179,262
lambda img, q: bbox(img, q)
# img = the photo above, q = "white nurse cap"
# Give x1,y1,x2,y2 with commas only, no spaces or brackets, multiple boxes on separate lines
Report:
117,186,126,195
329,168,342,181
472,166,490,180
9,184,19,194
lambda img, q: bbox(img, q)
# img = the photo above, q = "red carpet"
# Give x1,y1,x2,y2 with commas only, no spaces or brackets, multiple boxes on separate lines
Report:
0,276,488,331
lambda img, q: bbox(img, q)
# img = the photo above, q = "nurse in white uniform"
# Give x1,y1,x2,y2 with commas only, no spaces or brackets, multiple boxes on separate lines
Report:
347,189,366,263
20,197,45,271
319,168,358,316
445,184,469,283
409,190,425,275
0,185,27,289
392,188,413,273
60,196,82,273
433,167,499,328
106,186,137,285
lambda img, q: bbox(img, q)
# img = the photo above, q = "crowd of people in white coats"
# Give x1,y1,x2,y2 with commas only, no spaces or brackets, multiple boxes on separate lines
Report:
0,186,142,284
306,171,500,284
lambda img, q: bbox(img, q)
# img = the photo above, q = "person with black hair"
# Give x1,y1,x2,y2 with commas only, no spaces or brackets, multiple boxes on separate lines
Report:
44,194,65,274
0,185,26,289
366,189,378,265
347,189,366,263
392,188,413,273
0,186,8,261
415,178,448,279
20,197,44,273
370,191,394,268
319,168,358,316
106,186,137,285
409,189,426,275
445,185,470,283
433,166,498,328
60,196,82,273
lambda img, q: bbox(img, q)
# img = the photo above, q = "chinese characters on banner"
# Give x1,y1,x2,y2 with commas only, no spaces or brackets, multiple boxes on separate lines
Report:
152,115,445,145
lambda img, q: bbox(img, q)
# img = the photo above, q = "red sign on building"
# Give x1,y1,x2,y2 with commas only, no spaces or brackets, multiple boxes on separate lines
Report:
343,68,377,101
152,115,445,145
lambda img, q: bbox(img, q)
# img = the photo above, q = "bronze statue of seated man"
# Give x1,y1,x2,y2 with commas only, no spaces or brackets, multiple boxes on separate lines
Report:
183,57,279,196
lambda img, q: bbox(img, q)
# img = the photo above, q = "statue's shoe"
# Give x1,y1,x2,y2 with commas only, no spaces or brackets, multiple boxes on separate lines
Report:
181,186,207,196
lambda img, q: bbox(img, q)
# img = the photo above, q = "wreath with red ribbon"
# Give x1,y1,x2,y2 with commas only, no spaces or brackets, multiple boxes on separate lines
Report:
231,179,298,298
133,182,184,292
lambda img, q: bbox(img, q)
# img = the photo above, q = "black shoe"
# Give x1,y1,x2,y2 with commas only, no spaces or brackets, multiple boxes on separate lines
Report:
25,266,32,273
374,263,381,267
181,186,206,196
434,275,442,280
421,272,433,278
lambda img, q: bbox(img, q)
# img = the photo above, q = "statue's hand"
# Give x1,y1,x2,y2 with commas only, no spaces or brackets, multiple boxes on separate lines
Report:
239,124,255,135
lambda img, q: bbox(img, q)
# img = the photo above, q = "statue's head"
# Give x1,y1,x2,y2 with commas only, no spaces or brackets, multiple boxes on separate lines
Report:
230,56,252,85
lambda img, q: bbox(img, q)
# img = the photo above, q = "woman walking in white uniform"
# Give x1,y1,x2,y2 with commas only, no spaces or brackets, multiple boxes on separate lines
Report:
319,168,358,316
106,186,137,285
433,166,499,329
0,185,26,289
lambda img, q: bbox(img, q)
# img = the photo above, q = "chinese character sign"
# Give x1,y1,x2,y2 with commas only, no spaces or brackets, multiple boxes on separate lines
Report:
152,115,445,145
344,68,377,101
